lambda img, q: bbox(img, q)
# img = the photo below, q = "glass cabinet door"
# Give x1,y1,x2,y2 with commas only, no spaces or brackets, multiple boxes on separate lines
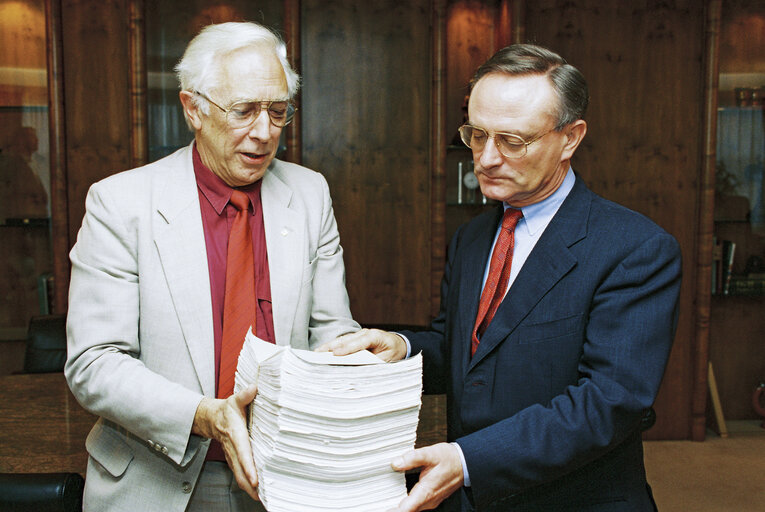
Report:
0,0,53,344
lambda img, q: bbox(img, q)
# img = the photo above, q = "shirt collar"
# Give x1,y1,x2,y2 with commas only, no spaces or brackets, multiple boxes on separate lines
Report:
505,166,575,236
192,143,262,214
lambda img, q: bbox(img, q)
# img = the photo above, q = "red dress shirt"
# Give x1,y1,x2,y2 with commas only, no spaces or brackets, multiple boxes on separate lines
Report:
193,145,275,461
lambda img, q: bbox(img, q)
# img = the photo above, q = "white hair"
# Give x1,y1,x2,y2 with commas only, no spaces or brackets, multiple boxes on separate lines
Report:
175,21,300,118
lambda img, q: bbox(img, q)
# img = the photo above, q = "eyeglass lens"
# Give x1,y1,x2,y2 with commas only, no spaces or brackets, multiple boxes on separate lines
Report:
459,125,527,158
227,101,295,128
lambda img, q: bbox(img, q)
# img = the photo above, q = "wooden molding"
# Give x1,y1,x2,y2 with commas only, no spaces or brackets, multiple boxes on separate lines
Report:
692,0,722,442
128,0,148,168
45,0,69,315
284,0,302,164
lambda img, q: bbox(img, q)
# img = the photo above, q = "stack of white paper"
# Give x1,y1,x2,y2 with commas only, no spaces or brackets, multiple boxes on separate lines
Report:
235,330,423,512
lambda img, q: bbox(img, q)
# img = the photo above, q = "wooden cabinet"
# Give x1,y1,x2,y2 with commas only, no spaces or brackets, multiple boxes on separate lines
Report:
708,0,765,423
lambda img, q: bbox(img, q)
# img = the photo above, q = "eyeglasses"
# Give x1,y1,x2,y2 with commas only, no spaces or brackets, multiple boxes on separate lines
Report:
458,124,555,159
193,91,296,128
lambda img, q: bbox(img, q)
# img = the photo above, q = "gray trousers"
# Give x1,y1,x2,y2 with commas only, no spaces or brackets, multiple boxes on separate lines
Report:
186,462,266,512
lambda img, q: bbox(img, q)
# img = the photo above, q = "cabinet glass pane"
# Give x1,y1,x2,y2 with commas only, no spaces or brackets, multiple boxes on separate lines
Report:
0,0,53,339
714,2,765,295
146,2,284,162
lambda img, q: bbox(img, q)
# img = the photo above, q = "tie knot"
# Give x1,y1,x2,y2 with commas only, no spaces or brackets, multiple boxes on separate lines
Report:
501,208,523,231
230,190,250,212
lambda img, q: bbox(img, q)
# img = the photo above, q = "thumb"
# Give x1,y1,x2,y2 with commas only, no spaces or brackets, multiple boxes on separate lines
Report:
391,448,425,472
234,383,258,407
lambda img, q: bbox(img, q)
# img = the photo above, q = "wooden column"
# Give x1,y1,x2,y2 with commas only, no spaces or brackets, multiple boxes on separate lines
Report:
284,0,301,164
128,0,148,168
431,0,446,318
692,0,722,442
45,0,69,314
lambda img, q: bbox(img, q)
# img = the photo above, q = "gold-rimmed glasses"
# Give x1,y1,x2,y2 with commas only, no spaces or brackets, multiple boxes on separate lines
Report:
458,124,555,159
193,91,296,128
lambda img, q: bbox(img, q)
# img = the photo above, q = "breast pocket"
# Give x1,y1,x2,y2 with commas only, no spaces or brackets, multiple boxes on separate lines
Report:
515,313,584,345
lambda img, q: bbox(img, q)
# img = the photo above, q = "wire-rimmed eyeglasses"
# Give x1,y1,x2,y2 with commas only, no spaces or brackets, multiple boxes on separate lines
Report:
458,124,554,159
193,91,296,128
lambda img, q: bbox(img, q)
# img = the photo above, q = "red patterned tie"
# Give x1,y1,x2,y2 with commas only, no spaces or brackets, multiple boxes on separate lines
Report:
218,190,256,399
471,208,523,357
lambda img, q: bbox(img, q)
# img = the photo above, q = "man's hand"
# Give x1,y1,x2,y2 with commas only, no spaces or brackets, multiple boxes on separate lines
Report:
192,384,259,500
387,443,464,512
315,328,408,362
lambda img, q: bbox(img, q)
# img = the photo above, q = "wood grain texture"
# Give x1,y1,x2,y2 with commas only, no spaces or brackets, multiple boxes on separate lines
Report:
61,0,132,245
301,0,433,325
0,373,96,475
431,0,447,319
524,0,705,440
693,0,721,442
46,0,70,315
128,0,148,168
283,0,301,165
709,296,765,420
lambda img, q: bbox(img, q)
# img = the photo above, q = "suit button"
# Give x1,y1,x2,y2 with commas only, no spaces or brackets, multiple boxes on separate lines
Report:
148,440,155,448
182,481,192,493
161,446,168,455
154,444,162,452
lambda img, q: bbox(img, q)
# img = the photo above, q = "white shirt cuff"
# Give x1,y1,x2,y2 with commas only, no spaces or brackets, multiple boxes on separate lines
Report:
452,442,471,487
395,332,412,358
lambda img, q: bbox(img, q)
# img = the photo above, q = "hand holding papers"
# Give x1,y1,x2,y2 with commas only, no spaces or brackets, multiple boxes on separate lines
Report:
235,330,423,512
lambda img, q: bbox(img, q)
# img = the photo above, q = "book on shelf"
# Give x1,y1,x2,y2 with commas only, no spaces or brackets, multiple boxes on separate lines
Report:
722,240,736,295
728,276,765,296
712,237,722,295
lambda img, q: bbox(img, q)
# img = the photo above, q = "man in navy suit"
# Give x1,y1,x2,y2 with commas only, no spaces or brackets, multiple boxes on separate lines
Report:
320,44,681,511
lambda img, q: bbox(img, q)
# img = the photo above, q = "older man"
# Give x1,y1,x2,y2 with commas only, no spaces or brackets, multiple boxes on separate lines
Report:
322,44,682,511
65,22,359,511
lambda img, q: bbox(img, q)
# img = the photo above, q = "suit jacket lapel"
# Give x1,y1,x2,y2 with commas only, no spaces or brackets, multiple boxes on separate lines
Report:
153,146,216,396
468,177,591,370
261,163,304,346
457,206,504,376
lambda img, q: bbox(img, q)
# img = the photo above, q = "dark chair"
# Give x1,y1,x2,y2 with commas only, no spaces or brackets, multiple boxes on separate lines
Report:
0,473,84,512
23,314,67,374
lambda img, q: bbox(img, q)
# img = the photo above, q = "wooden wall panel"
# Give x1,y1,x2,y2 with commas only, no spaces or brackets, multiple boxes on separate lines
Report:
61,0,132,245
525,0,705,440
300,0,433,325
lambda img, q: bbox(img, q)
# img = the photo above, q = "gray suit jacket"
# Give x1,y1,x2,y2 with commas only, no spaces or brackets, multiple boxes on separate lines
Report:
65,144,360,511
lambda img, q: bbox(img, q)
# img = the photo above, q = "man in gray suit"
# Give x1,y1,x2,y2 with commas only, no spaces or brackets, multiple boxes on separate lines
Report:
65,22,359,511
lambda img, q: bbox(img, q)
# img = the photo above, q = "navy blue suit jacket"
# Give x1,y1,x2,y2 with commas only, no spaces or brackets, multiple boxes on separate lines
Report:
406,175,681,511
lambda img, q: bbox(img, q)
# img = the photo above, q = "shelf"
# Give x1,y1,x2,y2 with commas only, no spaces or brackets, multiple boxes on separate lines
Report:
0,218,50,228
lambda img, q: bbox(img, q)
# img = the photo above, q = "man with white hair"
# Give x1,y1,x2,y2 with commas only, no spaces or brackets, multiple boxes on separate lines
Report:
65,22,359,511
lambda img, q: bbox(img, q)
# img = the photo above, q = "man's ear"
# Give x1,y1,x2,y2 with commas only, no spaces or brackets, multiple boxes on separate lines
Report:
561,119,587,161
179,90,203,131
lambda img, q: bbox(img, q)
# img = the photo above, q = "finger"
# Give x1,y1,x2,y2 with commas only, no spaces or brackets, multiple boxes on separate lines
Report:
392,448,429,472
234,383,258,407
313,330,364,353
326,330,378,356
228,452,259,501
397,481,433,512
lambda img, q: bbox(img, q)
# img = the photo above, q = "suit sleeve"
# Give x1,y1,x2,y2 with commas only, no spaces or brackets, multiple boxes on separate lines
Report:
455,230,681,508
65,181,205,467
306,174,360,347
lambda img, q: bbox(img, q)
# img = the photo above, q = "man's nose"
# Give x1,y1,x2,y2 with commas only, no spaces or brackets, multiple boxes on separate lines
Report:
477,136,504,168
247,109,273,140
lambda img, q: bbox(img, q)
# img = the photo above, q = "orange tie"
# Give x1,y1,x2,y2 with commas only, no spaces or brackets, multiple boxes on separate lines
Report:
471,208,523,357
218,190,257,399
